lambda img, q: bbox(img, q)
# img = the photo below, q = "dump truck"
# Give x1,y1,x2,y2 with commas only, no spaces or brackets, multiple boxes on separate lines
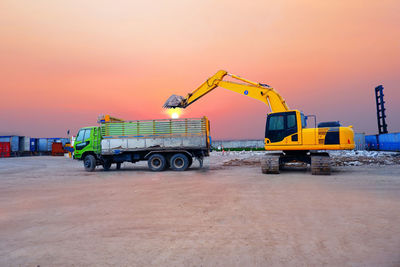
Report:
73,115,211,172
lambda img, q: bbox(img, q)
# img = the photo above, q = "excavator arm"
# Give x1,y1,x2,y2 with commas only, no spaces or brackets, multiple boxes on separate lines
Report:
163,70,289,113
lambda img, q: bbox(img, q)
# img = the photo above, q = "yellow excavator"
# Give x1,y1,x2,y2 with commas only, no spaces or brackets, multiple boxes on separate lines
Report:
164,70,355,175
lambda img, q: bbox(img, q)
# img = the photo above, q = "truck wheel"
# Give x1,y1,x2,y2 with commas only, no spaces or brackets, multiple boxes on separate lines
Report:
170,153,189,171
116,162,121,170
148,154,167,171
103,159,112,171
84,155,96,172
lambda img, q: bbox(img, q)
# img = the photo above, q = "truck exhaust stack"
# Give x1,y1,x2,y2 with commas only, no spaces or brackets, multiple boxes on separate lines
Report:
163,94,185,108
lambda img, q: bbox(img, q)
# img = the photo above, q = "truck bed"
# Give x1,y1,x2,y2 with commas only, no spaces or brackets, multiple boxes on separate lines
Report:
101,136,207,154
99,117,209,155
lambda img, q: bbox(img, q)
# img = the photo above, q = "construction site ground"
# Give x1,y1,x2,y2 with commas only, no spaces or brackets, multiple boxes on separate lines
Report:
1,152,400,266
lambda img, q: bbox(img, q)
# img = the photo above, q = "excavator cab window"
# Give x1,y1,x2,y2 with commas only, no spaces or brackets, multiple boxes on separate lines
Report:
301,113,307,128
268,115,284,131
265,111,298,143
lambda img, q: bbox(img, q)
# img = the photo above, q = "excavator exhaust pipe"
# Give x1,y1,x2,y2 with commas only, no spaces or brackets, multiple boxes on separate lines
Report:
163,94,185,108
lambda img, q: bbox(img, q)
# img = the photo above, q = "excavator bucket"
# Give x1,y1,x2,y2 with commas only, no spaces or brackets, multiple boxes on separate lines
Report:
163,94,185,108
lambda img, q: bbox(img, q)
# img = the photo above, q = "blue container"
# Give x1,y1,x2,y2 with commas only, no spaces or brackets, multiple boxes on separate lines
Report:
47,138,61,151
378,133,400,152
366,135,378,150
38,138,50,152
366,133,400,152
354,133,365,150
0,136,19,152
30,138,38,152
18,136,31,152
60,138,70,146
38,138,69,152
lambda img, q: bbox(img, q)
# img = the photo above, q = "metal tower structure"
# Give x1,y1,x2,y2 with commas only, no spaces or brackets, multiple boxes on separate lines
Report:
375,85,388,134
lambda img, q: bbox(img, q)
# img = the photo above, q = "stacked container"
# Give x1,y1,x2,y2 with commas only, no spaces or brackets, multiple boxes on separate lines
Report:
37,138,70,154
30,138,38,152
0,136,19,156
19,136,31,154
0,142,10,157
354,133,366,150
0,136,70,156
366,133,400,152
38,138,51,153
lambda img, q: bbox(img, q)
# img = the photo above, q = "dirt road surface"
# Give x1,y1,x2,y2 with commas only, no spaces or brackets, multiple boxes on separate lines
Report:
0,155,400,266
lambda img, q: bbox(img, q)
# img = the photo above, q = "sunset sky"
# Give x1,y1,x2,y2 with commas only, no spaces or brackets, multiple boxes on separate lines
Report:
1,0,399,139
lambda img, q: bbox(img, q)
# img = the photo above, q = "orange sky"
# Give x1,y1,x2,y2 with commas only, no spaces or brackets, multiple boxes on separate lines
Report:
1,0,399,139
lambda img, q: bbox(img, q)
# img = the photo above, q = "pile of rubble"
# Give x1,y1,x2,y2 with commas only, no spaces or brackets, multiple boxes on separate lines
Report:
329,150,400,166
210,150,400,167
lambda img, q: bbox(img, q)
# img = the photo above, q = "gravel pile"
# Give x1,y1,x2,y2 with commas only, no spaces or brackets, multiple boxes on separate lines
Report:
209,150,400,167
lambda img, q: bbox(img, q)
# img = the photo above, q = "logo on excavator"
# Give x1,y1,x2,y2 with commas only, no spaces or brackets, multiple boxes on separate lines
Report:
244,90,249,95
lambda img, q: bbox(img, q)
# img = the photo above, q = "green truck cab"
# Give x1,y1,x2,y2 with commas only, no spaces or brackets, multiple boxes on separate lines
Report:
73,126,103,172
73,126,101,160
73,117,211,172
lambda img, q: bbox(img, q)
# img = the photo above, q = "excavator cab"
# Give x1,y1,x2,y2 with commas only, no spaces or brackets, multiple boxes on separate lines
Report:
264,109,354,151
265,110,304,146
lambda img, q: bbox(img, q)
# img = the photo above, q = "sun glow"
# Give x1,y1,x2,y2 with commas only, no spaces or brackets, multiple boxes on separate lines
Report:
166,108,183,119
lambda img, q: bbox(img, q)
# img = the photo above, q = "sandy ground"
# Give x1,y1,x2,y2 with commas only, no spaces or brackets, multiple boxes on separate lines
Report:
0,154,400,266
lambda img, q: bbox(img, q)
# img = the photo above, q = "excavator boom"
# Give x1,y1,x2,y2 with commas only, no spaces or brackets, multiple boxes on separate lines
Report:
163,70,289,113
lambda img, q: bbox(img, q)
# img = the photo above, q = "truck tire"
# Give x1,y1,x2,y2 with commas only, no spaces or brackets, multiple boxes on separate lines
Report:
103,159,112,171
170,153,189,171
148,154,167,172
84,155,96,172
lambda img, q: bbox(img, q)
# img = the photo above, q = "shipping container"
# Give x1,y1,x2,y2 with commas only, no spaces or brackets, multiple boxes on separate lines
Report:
38,138,51,152
38,138,68,152
51,138,69,146
0,136,19,152
38,138,50,152
378,133,400,152
366,133,400,152
0,142,10,158
18,136,31,152
30,138,38,152
60,138,70,146
52,142,65,156
365,135,378,150
47,138,58,151
354,133,366,150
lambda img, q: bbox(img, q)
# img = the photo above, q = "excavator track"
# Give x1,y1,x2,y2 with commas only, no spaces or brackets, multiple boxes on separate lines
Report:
310,153,331,175
261,152,331,175
261,153,282,174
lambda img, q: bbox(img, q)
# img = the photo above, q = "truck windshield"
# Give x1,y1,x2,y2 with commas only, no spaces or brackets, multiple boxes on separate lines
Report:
83,129,91,140
76,130,85,142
